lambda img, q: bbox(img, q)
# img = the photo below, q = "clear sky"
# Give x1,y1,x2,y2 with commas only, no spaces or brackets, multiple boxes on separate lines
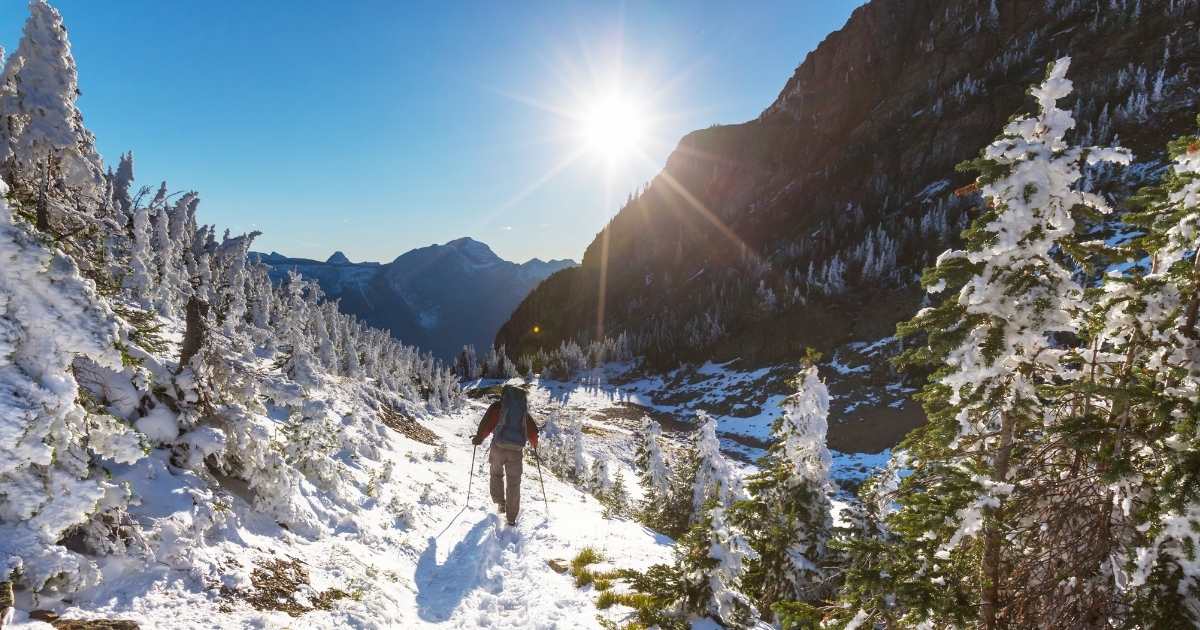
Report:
0,1,861,264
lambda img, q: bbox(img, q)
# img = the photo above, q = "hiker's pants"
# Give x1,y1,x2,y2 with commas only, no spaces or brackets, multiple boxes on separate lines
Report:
489,446,523,523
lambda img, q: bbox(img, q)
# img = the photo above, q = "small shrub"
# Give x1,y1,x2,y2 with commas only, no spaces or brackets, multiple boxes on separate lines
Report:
596,590,620,609
570,547,604,587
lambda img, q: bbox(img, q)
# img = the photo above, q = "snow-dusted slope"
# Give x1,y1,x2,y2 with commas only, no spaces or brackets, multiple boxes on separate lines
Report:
6,397,673,629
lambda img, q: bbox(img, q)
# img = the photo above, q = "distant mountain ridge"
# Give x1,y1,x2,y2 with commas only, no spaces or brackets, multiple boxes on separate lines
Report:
253,238,575,359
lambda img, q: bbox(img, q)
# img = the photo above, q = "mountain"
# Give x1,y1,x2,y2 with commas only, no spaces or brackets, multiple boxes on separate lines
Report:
497,0,1200,368
253,238,576,359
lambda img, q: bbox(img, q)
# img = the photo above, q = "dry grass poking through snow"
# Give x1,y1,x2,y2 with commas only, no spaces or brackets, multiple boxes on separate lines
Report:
379,406,441,445
219,558,350,617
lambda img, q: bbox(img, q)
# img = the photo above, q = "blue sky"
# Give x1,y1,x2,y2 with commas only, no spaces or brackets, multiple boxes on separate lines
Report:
0,1,861,264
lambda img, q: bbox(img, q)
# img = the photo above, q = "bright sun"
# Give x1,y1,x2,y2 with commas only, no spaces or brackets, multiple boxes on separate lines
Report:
579,96,645,161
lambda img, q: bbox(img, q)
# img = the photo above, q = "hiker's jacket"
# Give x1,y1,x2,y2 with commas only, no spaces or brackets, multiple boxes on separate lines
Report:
474,400,539,449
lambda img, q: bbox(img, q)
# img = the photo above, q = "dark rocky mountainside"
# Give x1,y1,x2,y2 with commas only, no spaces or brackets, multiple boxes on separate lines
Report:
498,0,1200,368
254,238,575,359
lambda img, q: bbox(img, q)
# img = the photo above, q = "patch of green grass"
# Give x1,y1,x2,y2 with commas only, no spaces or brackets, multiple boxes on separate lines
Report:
570,547,605,588
571,547,603,570
574,567,596,588
571,550,688,630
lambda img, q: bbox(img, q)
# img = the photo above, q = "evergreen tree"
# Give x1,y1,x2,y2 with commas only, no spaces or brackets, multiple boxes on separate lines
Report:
0,178,142,592
687,411,740,515
600,467,630,519
674,505,759,627
650,412,740,538
110,151,134,217
124,201,154,306
834,58,1133,627
735,363,834,614
634,416,672,518
0,0,103,197
1086,118,1200,626
704,506,759,627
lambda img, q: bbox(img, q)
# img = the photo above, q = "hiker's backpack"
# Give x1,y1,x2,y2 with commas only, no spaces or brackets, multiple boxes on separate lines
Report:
494,385,529,448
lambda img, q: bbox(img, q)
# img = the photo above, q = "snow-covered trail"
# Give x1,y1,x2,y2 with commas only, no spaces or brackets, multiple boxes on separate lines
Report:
405,399,673,629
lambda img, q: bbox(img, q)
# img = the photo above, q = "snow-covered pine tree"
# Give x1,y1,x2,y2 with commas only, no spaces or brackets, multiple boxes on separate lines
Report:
110,151,134,218
632,413,758,627
536,406,587,483
314,304,337,368
0,179,143,593
124,199,154,306
618,445,759,629
600,466,630,519
687,411,740,516
0,0,103,199
456,344,481,379
634,416,672,522
1084,118,1200,626
649,411,740,538
588,455,613,493
834,57,1132,627
673,503,760,629
735,362,834,613
280,271,320,386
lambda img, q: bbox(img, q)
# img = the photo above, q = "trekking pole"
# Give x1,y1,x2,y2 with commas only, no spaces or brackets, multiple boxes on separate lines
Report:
437,443,477,538
465,444,478,509
533,446,550,518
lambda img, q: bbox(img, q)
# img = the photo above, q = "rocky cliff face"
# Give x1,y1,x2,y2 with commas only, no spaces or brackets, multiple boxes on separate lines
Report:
254,238,575,359
498,0,1200,367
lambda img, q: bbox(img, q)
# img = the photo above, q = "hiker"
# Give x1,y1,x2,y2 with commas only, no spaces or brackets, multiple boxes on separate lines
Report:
471,384,539,526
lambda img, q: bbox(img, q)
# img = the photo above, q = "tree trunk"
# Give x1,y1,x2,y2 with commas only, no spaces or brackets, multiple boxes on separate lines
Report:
179,295,209,370
35,160,50,233
981,410,1015,630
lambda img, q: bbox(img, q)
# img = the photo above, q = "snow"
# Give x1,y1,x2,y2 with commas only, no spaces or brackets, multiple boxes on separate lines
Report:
134,405,179,443
7,398,676,629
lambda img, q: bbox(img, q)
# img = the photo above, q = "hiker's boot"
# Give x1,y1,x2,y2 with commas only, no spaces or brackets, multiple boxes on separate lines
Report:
495,502,505,515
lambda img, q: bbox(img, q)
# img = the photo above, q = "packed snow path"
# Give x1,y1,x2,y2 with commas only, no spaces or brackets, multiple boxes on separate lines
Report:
10,397,673,629
409,399,673,629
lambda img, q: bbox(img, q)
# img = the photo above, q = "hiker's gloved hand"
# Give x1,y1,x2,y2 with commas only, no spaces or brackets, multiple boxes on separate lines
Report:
471,435,483,446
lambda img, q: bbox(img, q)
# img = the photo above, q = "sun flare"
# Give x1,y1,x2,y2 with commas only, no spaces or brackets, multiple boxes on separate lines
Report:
579,96,645,162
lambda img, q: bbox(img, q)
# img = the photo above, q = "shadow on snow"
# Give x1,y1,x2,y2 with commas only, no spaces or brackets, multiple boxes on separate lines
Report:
414,515,503,622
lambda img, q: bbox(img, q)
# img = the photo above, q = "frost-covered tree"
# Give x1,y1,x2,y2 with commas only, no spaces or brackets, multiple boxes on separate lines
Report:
124,201,154,306
627,413,758,628
634,416,671,503
735,363,834,613
673,504,760,628
456,344,481,379
0,180,142,593
110,151,134,218
0,0,103,197
537,406,587,483
835,58,1133,627
686,412,740,516
1083,118,1200,626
